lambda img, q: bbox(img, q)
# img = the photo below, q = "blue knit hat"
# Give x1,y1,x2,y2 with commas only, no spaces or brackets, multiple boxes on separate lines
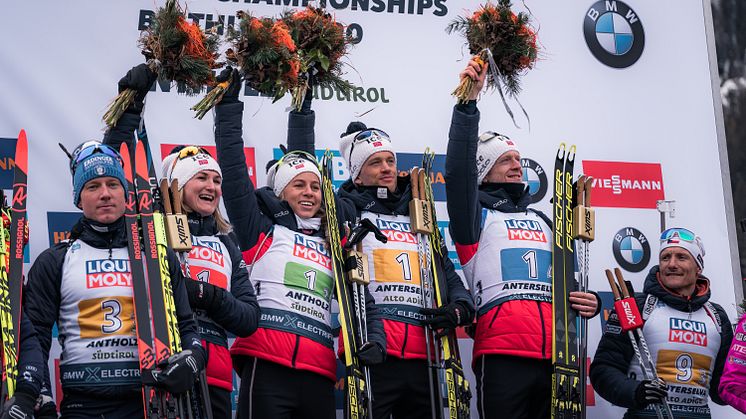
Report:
71,142,127,206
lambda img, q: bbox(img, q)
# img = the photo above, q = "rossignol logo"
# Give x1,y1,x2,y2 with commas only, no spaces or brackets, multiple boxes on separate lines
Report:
504,219,547,242
583,161,664,209
375,219,417,244
521,158,547,204
293,234,331,270
583,1,645,68
612,227,651,273
86,259,131,288
189,237,225,267
669,318,707,347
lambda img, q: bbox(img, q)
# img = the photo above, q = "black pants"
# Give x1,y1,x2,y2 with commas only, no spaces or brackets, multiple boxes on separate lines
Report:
61,391,143,419
370,357,439,419
475,354,551,419
236,356,335,419
208,385,232,419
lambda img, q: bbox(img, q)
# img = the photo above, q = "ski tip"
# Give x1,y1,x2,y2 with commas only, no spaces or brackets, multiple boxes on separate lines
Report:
135,140,149,179
567,145,577,161
15,130,28,173
557,143,566,159
120,143,133,182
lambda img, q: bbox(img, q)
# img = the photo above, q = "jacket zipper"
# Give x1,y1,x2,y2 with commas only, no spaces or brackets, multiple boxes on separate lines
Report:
291,335,301,368
401,323,409,358
488,305,502,329
537,301,547,359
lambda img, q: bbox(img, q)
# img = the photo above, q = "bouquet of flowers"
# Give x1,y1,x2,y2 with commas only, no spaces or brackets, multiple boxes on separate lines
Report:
282,6,353,111
224,11,300,103
103,0,221,126
447,0,538,105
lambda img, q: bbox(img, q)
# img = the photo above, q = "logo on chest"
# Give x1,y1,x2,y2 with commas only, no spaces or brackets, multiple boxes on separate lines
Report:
504,219,547,242
293,234,331,270
669,318,707,347
189,237,225,267
375,219,417,244
86,259,131,289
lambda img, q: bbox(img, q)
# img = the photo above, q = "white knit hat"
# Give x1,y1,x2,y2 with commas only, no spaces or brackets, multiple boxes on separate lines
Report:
476,132,521,184
339,125,396,181
266,152,321,197
162,146,222,190
660,228,706,269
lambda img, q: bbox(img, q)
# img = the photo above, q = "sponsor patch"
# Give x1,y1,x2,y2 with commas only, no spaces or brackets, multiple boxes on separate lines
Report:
504,219,547,242
669,318,707,347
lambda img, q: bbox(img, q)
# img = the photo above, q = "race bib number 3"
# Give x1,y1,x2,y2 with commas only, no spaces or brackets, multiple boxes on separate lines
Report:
78,297,135,339
656,349,713,387
284,262,333,300
372,249,421,284
500,248,552,283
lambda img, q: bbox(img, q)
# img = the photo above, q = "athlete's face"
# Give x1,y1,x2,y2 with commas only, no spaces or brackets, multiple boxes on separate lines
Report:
484,150,522,184
657,247,701,296
281,172,321,219
182,170,222,217
79,177,126,224
355,151,397,192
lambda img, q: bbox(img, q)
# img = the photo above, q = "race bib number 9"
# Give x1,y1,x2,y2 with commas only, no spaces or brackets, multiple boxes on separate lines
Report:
284,262,333,300
78,296,135,339
372,249,421,285
656,349,713,387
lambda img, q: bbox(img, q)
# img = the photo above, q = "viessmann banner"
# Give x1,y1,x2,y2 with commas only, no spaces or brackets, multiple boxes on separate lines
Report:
0,1,739,417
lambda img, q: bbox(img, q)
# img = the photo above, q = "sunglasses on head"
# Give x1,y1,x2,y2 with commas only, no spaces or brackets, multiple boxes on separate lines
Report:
478,131,510,143
70,143,123,174
176,145,212,160
349,128,389,158
660,228,696,243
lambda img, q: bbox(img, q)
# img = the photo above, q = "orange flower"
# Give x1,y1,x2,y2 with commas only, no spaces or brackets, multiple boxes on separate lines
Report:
273,21,296,52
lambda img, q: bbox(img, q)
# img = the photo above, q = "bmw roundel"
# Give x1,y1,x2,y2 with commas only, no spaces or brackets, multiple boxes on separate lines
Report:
521,158,547,204
612,227,651,273
584,1,645,68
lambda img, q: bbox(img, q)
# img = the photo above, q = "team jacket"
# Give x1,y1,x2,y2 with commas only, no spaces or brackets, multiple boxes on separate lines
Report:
214,100,385,381
718,313,746,414
182,213,259,390
24,217,204,398
590,267,732,418
445,102,558,361
338,175,475,360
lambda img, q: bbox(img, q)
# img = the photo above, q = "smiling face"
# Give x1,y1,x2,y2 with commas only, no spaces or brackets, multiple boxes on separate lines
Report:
483,150,523,184
657,247,701,296
354,151,397,192
79,177,126,224
182,170,222,217
280,172,321,219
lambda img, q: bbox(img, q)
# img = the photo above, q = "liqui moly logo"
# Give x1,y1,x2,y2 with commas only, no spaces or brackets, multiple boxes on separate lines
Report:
582,161,664,209
375,219,417,244
189,237,225,267
504,219,547,242
86,259,132,288
293,234,331,270
669,318,707,347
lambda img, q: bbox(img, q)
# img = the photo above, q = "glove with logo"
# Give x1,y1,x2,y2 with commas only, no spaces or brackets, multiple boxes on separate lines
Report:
356,342,385,366
184,278,226,312
1,390,36,419
215,67,242,105
634,378,669,408
34,396,58,419
420,301,470,333
142,349,205,394
118,63,158,114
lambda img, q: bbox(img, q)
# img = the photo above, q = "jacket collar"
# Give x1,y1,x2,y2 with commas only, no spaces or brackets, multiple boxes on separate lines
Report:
255,187,324,237
478,182,531,212
338,175,412,215
70,216,129,249
643,265,711,312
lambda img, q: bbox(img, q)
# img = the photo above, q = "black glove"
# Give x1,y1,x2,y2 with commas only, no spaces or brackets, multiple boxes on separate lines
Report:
421,301,468,331
34,396,57,419
118,63,158,113
356,342,385,366
1,391,36,419
142,349,205,394
216,67,242,104
184,278,225,312
634,378,668,408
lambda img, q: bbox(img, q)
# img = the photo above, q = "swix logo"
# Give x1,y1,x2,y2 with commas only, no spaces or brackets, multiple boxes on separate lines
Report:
293,234,331,270
669,318,707,347
375,219,417,244
189,237,225,267
86,259,132,288
582,161,664,209
504,219,547,242
620,300,639,327
11,184,26,208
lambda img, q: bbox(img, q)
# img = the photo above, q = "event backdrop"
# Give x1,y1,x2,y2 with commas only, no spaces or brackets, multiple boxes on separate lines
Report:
1,0,741,417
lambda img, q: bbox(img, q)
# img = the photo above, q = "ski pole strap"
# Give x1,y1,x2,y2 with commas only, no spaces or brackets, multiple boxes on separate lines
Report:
642,294,658,321
703,302,722,333
614,297,644,332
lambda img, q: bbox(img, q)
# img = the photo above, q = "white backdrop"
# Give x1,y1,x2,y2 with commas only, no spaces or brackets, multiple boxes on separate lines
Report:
0,0,741,417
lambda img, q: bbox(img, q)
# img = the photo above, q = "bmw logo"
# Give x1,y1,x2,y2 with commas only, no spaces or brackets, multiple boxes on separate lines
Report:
584,1,645,68
521,158,547,204
612,227,651,273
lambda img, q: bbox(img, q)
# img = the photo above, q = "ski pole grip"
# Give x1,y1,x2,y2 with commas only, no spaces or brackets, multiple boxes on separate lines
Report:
410,167,420,199
159,179,172,214
614,298,643,332
605,269,621,300
614,268,631,298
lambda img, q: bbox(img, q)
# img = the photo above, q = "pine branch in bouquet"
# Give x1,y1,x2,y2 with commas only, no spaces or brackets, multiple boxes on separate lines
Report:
447,0,538,104
103,0,221,127
226,11,300,103
282,6,354,111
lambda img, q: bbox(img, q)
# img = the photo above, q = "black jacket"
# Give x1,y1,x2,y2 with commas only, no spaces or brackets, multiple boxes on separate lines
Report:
589,266,732,416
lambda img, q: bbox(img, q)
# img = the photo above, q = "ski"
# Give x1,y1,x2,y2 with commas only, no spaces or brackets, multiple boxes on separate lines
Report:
418,150,471,419
0,129,28,403
551,143,582,418
320,150,372,419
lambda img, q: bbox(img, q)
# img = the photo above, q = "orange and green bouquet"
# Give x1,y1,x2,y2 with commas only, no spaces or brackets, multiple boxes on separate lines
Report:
104,0,221,126
447,0,538,104
225,11,300,103
282,6,353,111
